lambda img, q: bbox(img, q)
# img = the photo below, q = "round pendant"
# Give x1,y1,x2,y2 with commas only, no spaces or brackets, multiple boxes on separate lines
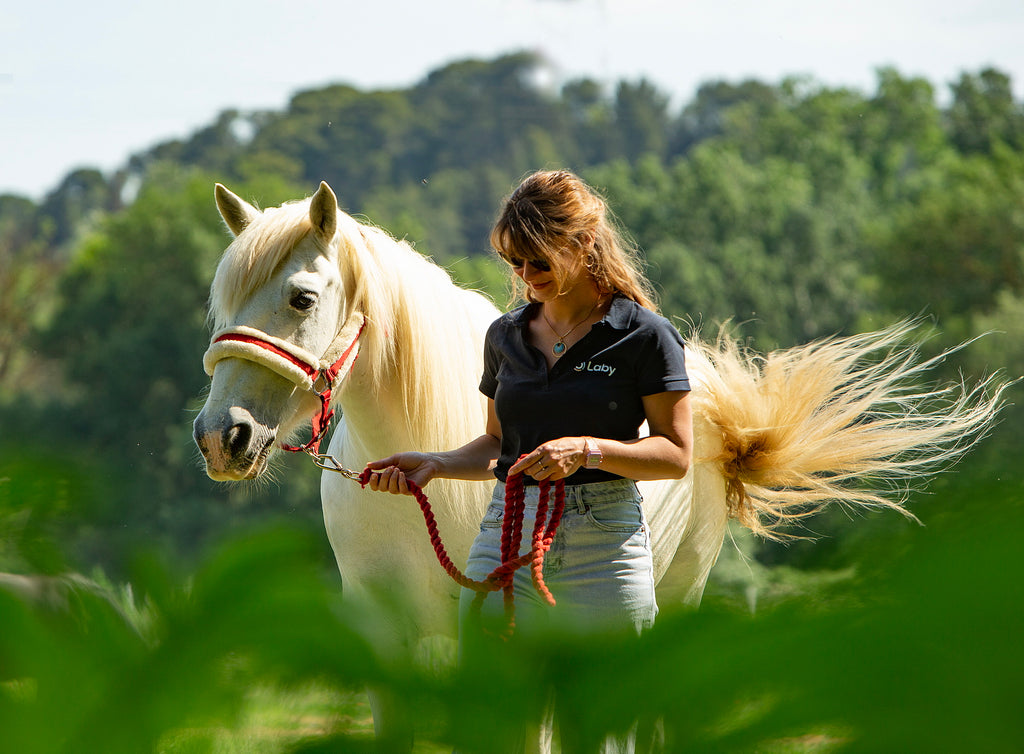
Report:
552,341,567,357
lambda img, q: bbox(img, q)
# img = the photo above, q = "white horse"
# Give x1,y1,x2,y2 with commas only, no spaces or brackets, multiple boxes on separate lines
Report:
193,181,1003,748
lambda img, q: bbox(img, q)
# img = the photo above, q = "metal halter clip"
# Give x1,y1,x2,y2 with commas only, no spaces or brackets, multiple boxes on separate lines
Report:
307,451,363,481
312,371,332,395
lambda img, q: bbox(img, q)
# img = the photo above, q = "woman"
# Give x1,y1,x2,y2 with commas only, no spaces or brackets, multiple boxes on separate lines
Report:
366,169,692,640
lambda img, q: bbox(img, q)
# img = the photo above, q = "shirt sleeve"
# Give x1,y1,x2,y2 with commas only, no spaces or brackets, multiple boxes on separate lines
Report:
636,317,690,395
479,318,503,399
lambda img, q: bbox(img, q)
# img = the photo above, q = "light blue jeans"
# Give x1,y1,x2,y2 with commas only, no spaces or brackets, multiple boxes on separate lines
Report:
459,478,657,635
457,479,657,753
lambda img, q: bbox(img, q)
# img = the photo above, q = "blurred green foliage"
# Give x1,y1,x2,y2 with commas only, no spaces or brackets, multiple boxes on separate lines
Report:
0,458,1021,752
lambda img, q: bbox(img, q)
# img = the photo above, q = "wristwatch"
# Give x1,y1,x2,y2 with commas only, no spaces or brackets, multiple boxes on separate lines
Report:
583,436,603,469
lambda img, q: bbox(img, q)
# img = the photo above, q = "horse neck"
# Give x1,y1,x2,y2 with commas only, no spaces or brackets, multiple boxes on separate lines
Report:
330,349,411,459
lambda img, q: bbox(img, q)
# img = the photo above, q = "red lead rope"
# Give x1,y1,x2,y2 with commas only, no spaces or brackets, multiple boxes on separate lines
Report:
357,463,566,635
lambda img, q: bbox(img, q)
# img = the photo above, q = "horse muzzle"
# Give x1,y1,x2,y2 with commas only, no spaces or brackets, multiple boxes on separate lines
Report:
193,405,277,481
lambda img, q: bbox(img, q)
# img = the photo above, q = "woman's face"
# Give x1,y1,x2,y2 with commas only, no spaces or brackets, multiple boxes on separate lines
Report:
512,258,559,300
503,237,592,301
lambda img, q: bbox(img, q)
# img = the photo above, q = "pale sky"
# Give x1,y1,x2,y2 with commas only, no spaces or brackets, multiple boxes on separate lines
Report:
3,0,1023,199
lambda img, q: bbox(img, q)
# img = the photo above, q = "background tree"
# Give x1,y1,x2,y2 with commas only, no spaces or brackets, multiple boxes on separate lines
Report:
868,145,1024,340
613,78,671,162
947,67,1024,155
0,196,57,391
34,168,114,250
670,78,779,156
857,68,946,198
561,77,617,165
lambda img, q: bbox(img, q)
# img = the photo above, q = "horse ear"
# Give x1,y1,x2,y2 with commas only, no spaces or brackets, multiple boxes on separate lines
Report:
215,183,259,237
309,181,338,242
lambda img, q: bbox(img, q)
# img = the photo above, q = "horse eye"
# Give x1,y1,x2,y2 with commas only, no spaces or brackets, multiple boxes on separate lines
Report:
290,291,317,311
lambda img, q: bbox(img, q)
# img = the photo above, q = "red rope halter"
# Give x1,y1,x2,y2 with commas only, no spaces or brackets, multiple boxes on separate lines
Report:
278,328,363,455
203,313,366,458
206,320,365,457
358,462,566,636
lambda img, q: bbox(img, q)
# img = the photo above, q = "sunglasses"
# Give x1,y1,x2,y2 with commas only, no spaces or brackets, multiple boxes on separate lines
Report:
500,254,551,272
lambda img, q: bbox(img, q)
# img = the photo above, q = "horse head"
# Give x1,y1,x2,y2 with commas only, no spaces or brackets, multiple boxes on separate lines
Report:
194,182,363,481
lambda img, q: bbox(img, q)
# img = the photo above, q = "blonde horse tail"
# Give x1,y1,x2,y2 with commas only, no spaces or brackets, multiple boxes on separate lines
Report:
688,320,1009,539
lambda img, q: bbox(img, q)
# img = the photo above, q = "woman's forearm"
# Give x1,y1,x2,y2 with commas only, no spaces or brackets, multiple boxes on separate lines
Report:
585,434,690,481
431,433,502,481
595,389,692,480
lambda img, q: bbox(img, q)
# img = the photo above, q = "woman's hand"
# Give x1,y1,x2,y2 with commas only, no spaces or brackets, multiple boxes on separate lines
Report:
508,437,588,481
364,452,438,495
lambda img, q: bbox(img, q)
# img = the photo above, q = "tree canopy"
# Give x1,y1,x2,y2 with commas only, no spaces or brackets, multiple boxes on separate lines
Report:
1,52,1021,574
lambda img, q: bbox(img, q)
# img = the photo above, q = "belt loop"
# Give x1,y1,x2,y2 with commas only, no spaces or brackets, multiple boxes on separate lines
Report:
573,485,586,515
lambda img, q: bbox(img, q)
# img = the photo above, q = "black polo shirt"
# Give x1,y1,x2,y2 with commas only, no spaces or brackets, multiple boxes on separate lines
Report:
480,294,690,485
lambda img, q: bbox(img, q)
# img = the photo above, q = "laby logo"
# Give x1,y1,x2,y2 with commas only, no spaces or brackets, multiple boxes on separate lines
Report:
574,360,616,376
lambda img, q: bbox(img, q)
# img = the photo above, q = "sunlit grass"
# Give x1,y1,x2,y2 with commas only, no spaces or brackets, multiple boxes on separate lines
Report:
754,730,851,753
158,681,374,753
155,682,846,754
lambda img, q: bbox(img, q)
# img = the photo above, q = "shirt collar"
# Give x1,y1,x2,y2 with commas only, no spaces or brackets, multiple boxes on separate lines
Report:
510,293,635,330
600,294,635,330
511,303,535,327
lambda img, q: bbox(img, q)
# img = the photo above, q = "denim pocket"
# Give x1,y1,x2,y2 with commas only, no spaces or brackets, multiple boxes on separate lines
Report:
479,501,506,530
584,499,644,533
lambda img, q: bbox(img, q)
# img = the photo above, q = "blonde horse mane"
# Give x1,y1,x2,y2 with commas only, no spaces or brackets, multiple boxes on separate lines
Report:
342,217,489,451
689,321,1008,540
208,198,489,455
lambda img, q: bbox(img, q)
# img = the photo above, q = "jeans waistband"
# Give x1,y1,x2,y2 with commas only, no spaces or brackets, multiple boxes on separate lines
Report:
492,478,639,513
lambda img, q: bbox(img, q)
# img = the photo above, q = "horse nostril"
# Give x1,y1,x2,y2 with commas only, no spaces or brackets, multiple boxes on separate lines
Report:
225,421,253,457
